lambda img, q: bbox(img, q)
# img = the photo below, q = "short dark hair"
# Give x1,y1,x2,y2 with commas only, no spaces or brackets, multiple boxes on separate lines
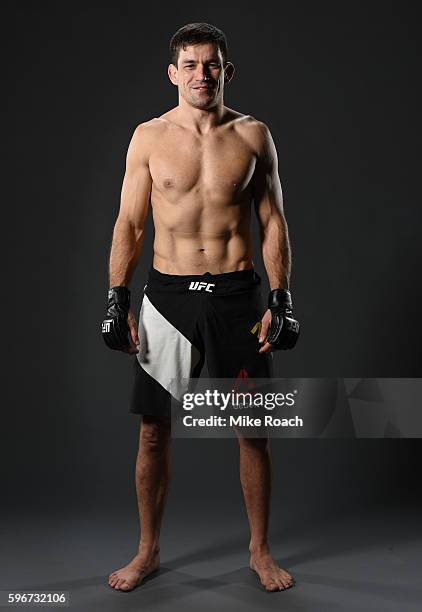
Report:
169,22,228,67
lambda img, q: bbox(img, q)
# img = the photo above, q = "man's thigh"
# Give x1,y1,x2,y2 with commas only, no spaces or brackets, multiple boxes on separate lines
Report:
204,290,273,380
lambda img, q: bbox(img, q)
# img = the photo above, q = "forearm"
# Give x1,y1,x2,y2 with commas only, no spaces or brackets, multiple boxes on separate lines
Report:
261,216,291,290
109,216,144,287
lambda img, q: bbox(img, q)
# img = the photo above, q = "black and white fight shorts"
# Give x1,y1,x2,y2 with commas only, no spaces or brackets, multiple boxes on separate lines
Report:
130,267,273,416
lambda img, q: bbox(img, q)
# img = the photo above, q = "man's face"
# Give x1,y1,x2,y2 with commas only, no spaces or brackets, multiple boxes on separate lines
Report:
169,43,228,110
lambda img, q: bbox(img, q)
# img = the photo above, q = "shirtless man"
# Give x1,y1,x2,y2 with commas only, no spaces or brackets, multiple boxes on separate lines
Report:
102,22,299,593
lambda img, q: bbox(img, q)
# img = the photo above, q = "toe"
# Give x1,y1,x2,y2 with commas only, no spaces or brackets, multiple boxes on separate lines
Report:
119,581,132,592
266,581,279,592
280,571,292,588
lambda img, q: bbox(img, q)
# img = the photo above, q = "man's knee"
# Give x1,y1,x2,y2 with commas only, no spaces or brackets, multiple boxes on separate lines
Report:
139,415,171,453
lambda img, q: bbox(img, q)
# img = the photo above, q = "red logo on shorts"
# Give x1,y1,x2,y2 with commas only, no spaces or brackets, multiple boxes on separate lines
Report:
234,368,256,391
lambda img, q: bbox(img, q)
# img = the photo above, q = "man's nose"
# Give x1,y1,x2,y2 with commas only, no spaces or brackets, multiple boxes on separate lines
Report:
195,65,210,80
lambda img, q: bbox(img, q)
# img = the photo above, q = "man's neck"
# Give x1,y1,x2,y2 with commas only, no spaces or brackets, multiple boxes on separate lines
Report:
175,100,226,133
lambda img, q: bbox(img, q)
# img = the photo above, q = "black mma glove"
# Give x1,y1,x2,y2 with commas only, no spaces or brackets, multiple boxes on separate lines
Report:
266,288,300,350
101,286,131,351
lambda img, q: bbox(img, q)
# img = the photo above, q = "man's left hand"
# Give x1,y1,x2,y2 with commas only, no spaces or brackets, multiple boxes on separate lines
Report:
258,309,273,353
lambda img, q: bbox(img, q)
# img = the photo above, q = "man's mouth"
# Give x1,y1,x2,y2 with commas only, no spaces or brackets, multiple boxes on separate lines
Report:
193,86,213,91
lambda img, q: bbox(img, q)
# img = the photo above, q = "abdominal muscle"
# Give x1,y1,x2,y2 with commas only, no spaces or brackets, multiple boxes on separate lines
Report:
151,196,254,275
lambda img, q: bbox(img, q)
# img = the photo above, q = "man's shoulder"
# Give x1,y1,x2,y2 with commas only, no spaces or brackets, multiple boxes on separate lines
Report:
230,112,272,154
231,112,268,129
133,116,171,138
127,117,172,162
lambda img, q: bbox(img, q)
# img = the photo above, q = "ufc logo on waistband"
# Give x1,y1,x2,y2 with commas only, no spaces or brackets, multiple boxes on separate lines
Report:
188,281,215,292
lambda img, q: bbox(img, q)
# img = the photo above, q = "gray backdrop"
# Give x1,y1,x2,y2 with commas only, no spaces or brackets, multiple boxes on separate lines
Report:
5,0,421,568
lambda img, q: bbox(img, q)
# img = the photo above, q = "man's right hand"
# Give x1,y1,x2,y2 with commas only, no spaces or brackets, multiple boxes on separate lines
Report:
101,286,139,354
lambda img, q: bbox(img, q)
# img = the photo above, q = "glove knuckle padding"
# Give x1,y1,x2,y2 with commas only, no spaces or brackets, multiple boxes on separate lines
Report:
116,314,130,346
267,312,283,344
267,289,300,350
102,286,131,351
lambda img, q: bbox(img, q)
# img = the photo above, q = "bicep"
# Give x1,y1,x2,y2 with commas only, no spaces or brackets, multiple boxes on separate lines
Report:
118,126,152,230
252,125,284,229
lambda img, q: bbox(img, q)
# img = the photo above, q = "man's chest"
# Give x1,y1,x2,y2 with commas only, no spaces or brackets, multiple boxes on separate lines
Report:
149,131,257,198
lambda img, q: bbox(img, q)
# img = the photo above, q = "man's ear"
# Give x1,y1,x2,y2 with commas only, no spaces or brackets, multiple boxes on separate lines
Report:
168,64,178,86
224,62,235,84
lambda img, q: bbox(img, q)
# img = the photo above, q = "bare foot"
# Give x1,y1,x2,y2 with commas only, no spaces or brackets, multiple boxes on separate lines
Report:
108,549,160,591
250,549,294,592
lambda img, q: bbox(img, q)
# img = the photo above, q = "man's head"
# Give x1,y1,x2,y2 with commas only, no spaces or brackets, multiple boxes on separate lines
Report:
168,23,234,110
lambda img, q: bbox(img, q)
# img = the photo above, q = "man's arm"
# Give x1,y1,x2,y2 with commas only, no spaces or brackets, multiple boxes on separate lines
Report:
102,124,152,353
252,123,297,352
252,122,291,291
109,124,152,286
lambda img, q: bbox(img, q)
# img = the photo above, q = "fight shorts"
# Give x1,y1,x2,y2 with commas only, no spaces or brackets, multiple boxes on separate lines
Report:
130,267,273,416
